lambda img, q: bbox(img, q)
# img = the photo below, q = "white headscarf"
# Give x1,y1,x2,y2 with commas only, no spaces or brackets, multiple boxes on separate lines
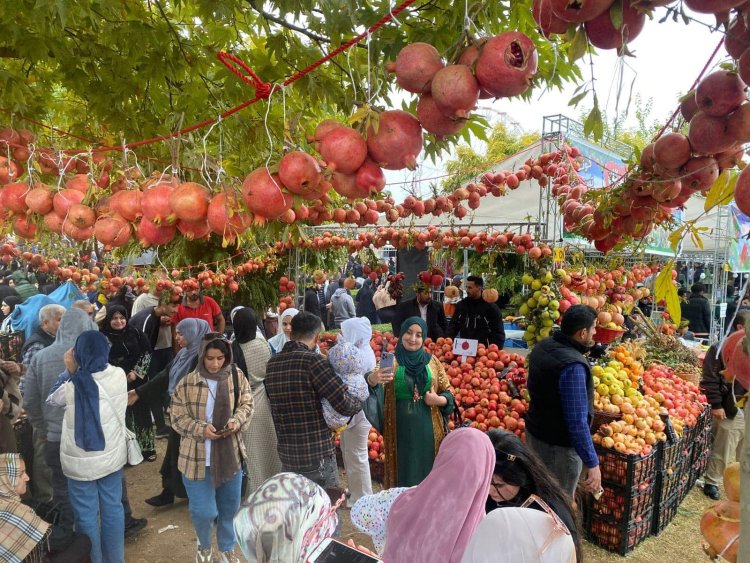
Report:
268,308,299,353
234,472,339,563
340,317,376,372
461,507,575,563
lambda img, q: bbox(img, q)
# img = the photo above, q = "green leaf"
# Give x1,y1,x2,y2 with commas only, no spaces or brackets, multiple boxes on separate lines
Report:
568,27,589,62
655,260,681,325
609,0,623,29
568,90,589,107
583,99,604,141
704,170,738,212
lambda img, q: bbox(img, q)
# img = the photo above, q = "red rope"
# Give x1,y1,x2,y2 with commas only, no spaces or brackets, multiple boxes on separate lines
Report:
651,36,724,142
50,0,419,156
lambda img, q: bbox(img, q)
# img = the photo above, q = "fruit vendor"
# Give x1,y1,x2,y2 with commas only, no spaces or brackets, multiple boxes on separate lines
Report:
447,275,505,348
171,288,224,338
699,311,747,501
391,283,447,340
525,305,601,498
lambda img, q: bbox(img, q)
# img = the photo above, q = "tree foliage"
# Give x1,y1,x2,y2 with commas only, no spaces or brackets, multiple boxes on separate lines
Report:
1,0,582,176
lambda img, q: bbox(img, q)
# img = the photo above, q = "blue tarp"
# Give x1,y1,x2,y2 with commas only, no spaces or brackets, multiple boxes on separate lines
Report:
10,281,86,338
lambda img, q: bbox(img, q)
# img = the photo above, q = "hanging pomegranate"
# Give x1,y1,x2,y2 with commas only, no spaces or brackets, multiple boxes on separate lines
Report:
386,42,444,93
94,216,132,248
475,32,538,98
366,110,423,170
241,168,293,222
142,183,177,225
278,151,322,196
319,126,368,174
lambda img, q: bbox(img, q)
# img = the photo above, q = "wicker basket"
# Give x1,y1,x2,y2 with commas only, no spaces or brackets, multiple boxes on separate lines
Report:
591,409,622,432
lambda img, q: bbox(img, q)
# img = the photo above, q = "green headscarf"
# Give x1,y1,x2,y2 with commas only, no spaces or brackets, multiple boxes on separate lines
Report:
395,316,432,393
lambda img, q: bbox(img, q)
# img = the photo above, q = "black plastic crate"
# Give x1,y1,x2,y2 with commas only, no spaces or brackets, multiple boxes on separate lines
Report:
652,492,680,535
686,425,713,489
655,459,691,505
596,445,659,489
588,479,656,524
585,507,653,556
658,436,689,472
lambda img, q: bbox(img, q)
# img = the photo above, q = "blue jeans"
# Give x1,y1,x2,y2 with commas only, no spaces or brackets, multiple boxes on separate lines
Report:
67,470,125,563
183,470,242,552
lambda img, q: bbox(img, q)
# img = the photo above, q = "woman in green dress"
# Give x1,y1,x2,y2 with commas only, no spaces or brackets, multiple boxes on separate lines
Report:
368,316,455,488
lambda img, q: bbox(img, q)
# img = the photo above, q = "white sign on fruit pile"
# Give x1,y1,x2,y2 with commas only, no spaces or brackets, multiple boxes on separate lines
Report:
452,338,478,362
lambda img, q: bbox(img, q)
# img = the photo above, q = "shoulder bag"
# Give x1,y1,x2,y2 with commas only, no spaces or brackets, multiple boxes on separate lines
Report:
362,374,384,433
96,382,143,466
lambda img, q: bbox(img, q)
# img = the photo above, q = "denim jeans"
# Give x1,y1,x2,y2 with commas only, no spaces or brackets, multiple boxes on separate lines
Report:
44,441,75,551
182,470,242,552
67,469,125,563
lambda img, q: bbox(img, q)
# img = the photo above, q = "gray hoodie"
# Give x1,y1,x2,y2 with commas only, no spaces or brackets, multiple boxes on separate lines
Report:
23,308,98,442
330,287,356,326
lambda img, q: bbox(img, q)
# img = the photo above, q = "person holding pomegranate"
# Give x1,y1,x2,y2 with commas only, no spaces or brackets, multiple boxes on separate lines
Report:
368,316,455,488
699,311,747,500
525,305,601,499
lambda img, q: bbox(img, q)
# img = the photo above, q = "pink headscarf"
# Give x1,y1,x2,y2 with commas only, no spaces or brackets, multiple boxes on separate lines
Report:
383,427,495,563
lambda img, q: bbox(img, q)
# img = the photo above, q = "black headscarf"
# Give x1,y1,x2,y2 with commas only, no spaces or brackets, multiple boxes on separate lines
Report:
2,296,22,314
100,304,148,374
233,307,258,344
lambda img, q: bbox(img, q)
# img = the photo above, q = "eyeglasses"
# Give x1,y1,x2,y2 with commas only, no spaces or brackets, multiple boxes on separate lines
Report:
520,494,571,555
203,332,228,343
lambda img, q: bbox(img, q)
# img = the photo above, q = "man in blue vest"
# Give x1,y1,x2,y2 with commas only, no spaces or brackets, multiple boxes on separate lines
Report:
524,304,601,498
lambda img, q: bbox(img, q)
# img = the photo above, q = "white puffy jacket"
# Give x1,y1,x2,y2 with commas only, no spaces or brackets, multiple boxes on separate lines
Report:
58,364,128,481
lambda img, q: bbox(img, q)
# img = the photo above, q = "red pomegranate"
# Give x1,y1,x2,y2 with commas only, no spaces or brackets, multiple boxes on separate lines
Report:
241,168,293,222
653,132,692,170
355,161,387,195
68,203,96,228
110,190,142,222
533,0,570,35
584,1,646,50
366,110,423,170
653,180,684,205
688,112,735,154
430,64,479,119
310,119,342,143
0,156,19,185
137,218,176,247
681,156,719,191
94,216,132,248
278,151,322,196
142,183,177,225
63,221,94,242
550,0,614,22
738,47,750,89
684,0,745,14
417,94,466,138
386,42,444,93
1,182,30,213
680,91,699,122
715,145,744,171
331,172,368,199
0,128,20,147
43,212,65,234
65,174,91,194
319,126,368,174
207,192,252,241
25,185,54,215
52,189,85,217
13,146,30,161
475,32,538,98
695,70,747,117
12,215,36,240
640,143,656,172
734,164,750,215
168,182,209,223
456,40,492,98
176,220,211,240
726,14,750,58
700,500,740,563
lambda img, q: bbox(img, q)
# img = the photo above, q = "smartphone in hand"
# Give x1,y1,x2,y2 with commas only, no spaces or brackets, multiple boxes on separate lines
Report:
214,426,232,435
379,351,395,375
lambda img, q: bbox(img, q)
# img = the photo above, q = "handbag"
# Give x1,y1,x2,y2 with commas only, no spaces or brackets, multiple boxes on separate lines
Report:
362,375,384,433
96,383,144,466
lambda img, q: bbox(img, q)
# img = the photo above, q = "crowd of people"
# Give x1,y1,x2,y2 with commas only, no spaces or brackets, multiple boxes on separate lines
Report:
0,260,604,563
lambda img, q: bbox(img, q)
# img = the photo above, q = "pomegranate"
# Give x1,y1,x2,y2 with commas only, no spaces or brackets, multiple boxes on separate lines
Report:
310,119,342,142
385,42,444,93
695,70,747,117
653,132,692,170
640,143,656,172
331,172,368,199
653,180,684,205
68,203,96,228
137,218,177,246
207,192,252,241
733,164,750,215
681,157,719,191
417,94,466,138
715,145,744,170
1,182,30,213
430,64,479,119
482,288,499,303
278,151,322,196
94,216,132,248
12,215,36,240
738,47,750,89
366,110,423,170
141,183,177,225
684,0,745,13
52,188,85,217
62,221,94,242
585,1,646,50
456,40,492,98
177,220,212,240
0,156,19,184
726,14,750,58
25,185,54,215
168,182,209,223
319,126,368,174
43,212,65,234
110,190,142,222
688,112,735,154
550,0,614,22
700,500,740,563
13,146,30,162
679,91,699,122
475,32,538,98
355,161,386,195
65,174,91,194
533,0,570,35
0,128,20,147
241,168,293,222
17,129,34,145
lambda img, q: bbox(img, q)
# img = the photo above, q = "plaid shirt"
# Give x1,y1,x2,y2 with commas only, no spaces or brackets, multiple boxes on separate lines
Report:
265,340,362,472
170,367,253,480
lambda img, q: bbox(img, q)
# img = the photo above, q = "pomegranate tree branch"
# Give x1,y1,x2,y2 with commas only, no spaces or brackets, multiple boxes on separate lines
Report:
246,1,332,44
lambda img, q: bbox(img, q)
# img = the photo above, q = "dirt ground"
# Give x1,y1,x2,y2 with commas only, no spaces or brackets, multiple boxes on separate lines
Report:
124,441,715,562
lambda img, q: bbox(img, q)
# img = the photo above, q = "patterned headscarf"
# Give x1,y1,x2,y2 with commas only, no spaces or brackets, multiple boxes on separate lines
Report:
234,472,339,563
0,453,50,563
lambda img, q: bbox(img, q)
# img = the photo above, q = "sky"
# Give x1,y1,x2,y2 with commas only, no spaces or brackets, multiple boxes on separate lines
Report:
383,8,725,200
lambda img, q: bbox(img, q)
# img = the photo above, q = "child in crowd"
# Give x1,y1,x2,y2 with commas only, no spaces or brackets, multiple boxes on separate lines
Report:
322,342,369,429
